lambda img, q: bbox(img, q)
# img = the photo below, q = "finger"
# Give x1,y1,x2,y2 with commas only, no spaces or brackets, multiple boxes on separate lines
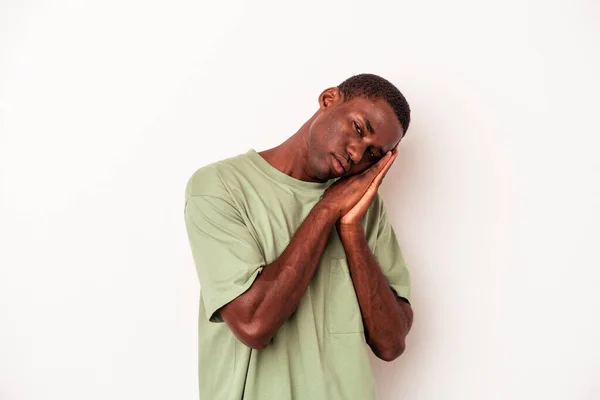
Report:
371,155,395,187
355,151,395,190
366,151,393,178
378,151,398,178
382,151,398,177
357,153,393,192
353,155,386,184
369,151,398,189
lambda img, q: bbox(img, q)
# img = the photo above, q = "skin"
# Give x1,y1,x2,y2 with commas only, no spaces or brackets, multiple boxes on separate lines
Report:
219,86,414,361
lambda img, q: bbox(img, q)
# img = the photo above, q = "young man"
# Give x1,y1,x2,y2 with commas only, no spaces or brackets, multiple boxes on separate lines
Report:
184,73,413,400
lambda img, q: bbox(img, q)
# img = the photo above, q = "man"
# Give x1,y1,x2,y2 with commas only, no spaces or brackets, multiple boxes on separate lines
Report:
184,73,413,400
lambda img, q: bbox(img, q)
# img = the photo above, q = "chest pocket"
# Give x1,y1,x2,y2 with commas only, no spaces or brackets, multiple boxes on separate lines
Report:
326,258,365,334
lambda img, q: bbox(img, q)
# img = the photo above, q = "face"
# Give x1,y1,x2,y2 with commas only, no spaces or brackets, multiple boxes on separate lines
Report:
307,88,404,181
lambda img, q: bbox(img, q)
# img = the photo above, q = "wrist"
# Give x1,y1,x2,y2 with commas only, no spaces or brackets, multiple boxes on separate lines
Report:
314,200,342,224
336,222,365,237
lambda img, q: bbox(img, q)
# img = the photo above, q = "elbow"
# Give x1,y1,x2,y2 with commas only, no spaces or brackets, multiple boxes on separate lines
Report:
236,319,272,350
221,302,273,349
373,340,406,362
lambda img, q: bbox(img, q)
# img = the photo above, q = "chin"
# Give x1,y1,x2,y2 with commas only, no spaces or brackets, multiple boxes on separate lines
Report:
303,158,324,181
319,168,335,181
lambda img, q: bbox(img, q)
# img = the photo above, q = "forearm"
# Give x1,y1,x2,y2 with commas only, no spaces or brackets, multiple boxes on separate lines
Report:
223,201,338,347
338,224,413,361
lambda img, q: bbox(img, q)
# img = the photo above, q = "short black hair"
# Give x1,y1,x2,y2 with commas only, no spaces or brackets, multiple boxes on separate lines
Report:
337,73,411,136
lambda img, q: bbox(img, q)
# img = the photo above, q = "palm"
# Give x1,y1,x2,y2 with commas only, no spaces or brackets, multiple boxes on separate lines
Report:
340,184,377,224
339,149,398,225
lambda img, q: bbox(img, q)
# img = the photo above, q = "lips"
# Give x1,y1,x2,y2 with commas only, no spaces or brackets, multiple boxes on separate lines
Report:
332,154,348,175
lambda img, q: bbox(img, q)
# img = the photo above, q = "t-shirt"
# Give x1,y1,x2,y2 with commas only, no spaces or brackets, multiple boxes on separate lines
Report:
183,149,411,400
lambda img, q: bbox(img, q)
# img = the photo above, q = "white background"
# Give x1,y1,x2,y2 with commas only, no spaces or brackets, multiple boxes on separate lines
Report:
1,0,599,399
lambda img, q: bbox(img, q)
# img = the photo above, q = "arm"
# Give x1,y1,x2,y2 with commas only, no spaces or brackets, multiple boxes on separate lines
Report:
219,153,396,349
337,224,413,361
220,202,337,349
336,148,413,361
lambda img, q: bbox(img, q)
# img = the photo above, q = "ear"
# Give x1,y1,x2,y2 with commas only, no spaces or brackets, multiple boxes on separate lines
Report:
318,87,342,110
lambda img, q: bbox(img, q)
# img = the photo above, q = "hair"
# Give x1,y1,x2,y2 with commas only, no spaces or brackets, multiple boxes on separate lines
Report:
337,73,411,135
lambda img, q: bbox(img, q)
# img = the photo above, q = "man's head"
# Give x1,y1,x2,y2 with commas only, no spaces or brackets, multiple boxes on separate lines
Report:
306,73,411,181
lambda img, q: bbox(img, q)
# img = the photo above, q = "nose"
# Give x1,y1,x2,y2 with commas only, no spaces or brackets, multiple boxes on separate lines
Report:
347,141,367,164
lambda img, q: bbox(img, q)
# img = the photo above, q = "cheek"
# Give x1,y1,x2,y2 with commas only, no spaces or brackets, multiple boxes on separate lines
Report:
309,118,331,149
348,161,372,176
306,140,329,173
309,112,348,160
320,113,346,144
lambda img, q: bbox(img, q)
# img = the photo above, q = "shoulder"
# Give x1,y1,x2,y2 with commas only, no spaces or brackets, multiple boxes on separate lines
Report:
184,152,252,199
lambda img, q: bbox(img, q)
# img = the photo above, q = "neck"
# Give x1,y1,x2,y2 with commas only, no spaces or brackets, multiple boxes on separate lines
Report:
258,112,324,183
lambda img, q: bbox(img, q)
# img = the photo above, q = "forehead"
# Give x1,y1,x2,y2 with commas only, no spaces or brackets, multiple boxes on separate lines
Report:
342,96,403,148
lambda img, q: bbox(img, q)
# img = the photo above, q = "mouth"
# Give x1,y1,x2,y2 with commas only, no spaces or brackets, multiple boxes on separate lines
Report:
332,153,348,175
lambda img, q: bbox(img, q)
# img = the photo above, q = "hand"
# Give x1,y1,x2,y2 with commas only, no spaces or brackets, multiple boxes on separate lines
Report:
320,150,396,219
338,147,398,227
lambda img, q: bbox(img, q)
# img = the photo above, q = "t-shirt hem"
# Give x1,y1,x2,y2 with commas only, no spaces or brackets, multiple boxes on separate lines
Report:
390,284,411,304
204,266,264,323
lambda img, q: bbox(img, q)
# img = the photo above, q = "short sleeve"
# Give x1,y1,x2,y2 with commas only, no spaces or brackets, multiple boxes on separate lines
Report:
184,195,265,322
372,195,411,303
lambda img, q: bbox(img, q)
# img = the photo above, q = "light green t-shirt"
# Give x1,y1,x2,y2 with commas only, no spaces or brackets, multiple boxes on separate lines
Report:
184,149,411,400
